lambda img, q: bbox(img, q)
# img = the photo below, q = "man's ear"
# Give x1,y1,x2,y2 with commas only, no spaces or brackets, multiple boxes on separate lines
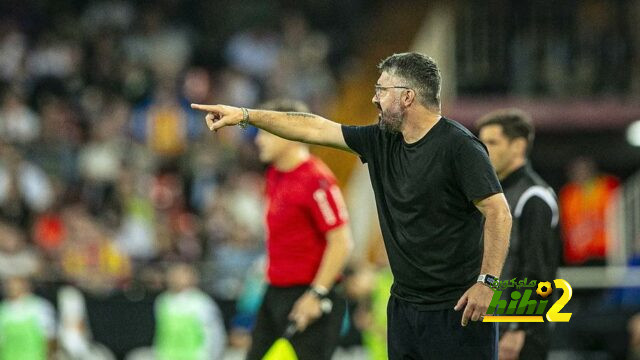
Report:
512,138,528,155
403,89,416,107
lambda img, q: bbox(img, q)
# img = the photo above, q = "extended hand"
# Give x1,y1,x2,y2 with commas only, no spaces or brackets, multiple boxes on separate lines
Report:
191,104,243,131
288,291,323,332
454,282,494,326
499,330,526,360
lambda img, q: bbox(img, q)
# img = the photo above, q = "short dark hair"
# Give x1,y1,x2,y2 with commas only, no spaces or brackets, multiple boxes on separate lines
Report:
476,108,535,149
378,52,441,110
260,98,309,113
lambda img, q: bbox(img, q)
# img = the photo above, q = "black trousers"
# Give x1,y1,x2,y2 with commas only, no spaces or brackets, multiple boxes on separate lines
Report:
245,285,346,360
387,295,498,360
518,325,550,360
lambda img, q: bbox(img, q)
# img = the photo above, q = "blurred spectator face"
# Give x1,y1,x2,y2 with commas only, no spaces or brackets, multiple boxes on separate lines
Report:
478,124,524,176
2,276,30,300
255,130,292,164
166,264,197,292
0,90,41,145
0,223,23,253
182,67,211,103
150,173,182,211
568,157,597,184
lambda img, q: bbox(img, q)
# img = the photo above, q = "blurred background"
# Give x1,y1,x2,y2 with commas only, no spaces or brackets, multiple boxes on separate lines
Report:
0,0,639,359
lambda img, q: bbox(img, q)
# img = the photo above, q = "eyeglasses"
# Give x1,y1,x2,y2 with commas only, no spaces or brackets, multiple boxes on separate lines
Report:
374,85,412,99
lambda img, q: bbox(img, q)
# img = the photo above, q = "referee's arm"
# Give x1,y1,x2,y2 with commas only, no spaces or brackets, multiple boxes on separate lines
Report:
311,225,353,291
455,192,512,326
289,225,353,331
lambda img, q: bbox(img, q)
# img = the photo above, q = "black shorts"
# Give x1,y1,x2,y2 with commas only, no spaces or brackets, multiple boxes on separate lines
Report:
387,295,498,360
245,285,346,360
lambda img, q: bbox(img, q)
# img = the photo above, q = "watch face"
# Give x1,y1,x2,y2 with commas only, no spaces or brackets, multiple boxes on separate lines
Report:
320,299,333,313
486,276,496,285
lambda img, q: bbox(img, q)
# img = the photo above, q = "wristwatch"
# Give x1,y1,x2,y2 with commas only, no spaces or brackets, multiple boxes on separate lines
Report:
308,286,333,313
477,274,498,288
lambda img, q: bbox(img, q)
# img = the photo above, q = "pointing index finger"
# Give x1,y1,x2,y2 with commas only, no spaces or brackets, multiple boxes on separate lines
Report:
191,103,220,112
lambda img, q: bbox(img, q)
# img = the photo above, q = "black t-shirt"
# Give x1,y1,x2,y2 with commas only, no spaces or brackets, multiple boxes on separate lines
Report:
342,117,502,309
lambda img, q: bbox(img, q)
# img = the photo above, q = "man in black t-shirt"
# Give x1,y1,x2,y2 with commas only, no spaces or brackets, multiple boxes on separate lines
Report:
477,109,561,360
192,52,512,359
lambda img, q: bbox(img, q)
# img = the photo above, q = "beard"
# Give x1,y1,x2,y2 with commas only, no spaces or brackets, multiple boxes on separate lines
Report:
377,103,405,133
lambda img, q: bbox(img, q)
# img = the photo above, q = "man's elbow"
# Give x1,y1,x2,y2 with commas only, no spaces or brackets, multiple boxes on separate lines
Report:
344,232,354,256
486,202,512,233
497,206,512,233
501,206,513,225
327,225,354,255
337,227,355,256
488,197,512,222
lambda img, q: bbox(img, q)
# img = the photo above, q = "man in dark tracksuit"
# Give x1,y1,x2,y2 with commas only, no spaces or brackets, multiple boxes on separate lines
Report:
477,109,561,360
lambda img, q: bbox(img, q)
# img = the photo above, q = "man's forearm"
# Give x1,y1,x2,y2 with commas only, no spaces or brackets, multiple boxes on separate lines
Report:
248,110,329,145
480,207,512,277
312,225,353,290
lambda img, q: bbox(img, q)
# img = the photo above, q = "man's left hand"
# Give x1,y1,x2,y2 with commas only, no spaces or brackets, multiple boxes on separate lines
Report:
288,291,323,331
454,282,494,326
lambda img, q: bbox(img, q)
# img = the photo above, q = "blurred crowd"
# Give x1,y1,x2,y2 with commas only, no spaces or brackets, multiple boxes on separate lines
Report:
0,0,352,296
0,1,358,356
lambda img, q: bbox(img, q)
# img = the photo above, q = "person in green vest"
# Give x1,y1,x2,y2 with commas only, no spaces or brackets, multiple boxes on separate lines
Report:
0,275,56,360
154,263,226,360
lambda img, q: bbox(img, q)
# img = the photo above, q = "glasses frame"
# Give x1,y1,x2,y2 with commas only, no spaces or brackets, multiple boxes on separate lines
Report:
374,85,413,99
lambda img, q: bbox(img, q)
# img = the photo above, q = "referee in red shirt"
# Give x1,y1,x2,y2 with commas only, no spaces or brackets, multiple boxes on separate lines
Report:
246,99,353,360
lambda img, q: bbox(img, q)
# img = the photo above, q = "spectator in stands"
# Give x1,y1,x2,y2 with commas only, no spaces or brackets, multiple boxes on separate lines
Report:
559,157,620,265
0,88,40,146
0,143,54,228
130,82,203,158
0,222,41,280
154,263,226,360
0,275,56,360
59,206,131,293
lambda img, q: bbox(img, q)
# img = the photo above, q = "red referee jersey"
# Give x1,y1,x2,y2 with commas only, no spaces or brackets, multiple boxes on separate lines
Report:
265,156,348,287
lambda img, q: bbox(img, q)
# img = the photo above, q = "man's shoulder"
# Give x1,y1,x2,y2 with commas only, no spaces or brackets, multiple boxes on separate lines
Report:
297,157,339,189
439,117,481,145
525,167,554,191
513,172,559,221
26,296,55,314
436,118,489,159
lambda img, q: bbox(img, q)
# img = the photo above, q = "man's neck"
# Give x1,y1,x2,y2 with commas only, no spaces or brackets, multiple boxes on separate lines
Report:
401,107,442,144
498,158,527,180
274,147,310,171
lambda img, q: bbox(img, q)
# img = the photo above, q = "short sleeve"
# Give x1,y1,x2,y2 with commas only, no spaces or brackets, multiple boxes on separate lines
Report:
341,125,379,163
37,299,56,339
452,137,502,202
307,180,349,234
